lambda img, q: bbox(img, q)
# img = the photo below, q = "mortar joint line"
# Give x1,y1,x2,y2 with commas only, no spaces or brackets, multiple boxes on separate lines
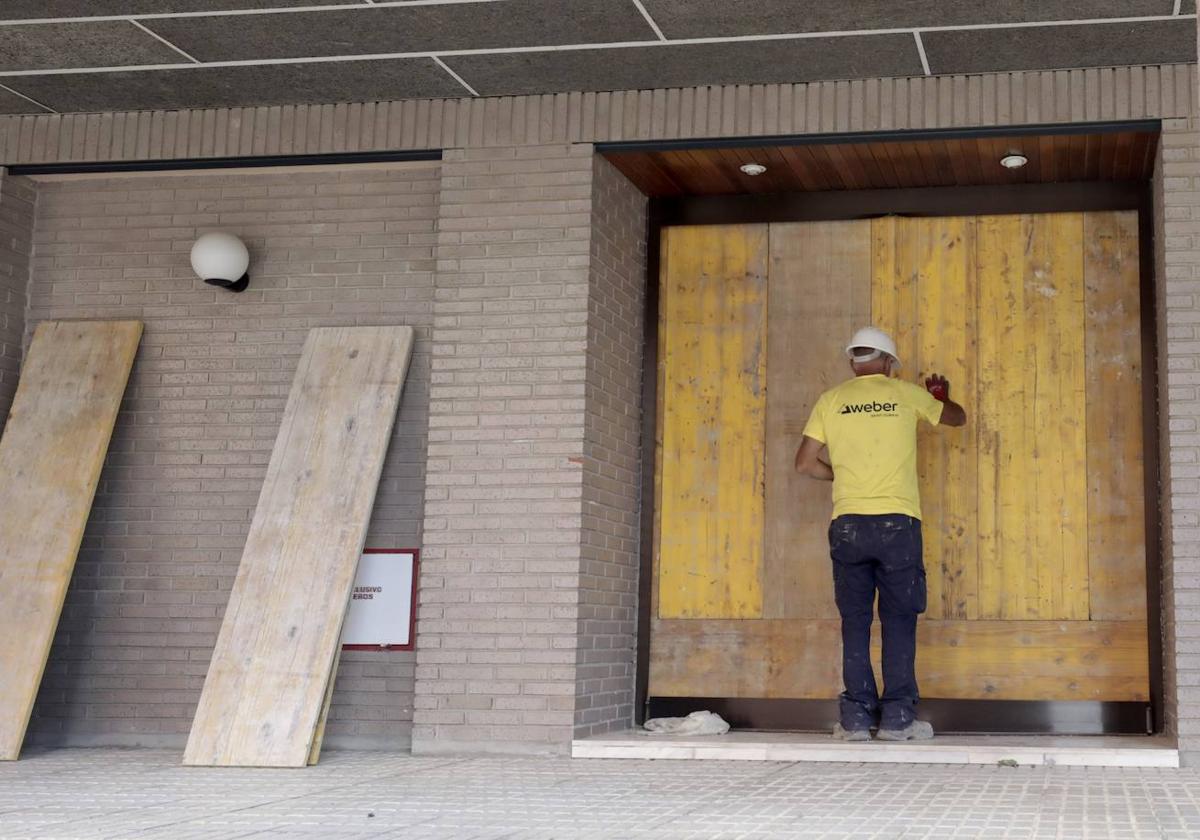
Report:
432,56,479,96
0,82,56,113
914,31,931,76
630,0,667,42
128,19,202,64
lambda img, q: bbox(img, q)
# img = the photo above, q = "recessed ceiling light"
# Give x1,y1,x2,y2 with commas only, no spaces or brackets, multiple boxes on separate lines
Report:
739,163,767,176
1000,153,1028,169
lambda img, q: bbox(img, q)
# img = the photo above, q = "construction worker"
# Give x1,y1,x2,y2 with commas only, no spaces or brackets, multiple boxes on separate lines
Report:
794,326,967,742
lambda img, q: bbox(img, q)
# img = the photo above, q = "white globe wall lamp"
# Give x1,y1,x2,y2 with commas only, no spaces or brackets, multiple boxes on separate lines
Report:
190,231,250,293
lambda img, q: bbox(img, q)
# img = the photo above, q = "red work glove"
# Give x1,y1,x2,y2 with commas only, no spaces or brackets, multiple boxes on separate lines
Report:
925,373,950,402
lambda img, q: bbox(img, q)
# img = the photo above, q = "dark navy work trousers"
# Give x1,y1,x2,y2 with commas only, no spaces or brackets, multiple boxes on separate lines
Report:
828,513,927,731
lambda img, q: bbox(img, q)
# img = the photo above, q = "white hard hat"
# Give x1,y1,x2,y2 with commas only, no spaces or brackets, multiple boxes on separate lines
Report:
845,326,901,369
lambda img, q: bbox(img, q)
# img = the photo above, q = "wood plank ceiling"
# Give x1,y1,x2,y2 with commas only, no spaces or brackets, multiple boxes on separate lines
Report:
603,129,1160,196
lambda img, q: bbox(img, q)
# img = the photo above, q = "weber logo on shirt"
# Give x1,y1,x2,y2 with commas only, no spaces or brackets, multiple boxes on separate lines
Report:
840,401,898,416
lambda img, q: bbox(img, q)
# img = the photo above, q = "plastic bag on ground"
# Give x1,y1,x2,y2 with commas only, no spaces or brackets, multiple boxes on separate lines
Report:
639,710,730,736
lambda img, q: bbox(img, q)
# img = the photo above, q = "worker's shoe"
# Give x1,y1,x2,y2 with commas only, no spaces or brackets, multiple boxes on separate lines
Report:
875,720,934,741
831,722,871,742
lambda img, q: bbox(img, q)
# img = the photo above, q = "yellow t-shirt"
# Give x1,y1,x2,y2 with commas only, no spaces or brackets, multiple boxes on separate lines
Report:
802,374,945,519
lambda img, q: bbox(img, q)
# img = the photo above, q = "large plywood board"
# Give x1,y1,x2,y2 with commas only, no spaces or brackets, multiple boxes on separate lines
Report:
657,225,767,620
183,326,413,768
650,618,1148,702
651,213,1149,709
764,221,870,621
871,217,980,620
1084,211,1147,620
0,320,142,761
977,214,1090,620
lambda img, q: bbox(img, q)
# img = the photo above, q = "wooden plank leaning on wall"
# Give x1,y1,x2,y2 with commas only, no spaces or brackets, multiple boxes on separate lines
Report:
184,325,413,768
0,320,143,761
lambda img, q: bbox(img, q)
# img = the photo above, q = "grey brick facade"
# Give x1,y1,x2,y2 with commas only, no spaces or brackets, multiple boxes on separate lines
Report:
1162,116,1200,760
412,149,645,754
576,156,646,739
23,164,437,750
413,144,594,754
0,172,33,433
0,61,1197,763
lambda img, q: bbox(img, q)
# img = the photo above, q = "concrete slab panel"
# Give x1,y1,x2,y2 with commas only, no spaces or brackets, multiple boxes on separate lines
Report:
447,35,924,98
640,0,1177,39
3,58,468,112
923,19,1197,75
145,0,656,62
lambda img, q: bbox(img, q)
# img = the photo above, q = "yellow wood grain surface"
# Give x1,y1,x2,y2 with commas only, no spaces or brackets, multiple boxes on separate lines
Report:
764,221,870,621
976,215,1023,620
872,217,979,619
650,618,1148,701
183,326,413,768
0,320,143,761
977,214,1090,620
657,225,767,620
1084,211,1147,620
1037,213,1091,619
652,213,1148,704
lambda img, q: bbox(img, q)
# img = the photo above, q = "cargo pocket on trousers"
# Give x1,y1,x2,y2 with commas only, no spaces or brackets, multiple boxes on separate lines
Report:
914,564,928,615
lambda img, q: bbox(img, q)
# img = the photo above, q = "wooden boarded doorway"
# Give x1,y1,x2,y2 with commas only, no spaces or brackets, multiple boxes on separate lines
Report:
648,214,1149,728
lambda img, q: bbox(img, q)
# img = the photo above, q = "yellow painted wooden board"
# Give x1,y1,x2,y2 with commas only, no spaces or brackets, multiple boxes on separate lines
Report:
183,326,413,768
975,215,1023,621
871,218,979,619
977,214,1089,620
1034,213,1091,619
650,618,1148,701
764,221,870,621
657,225,766,620
0,320,142,761
651,213,1148,708
1084,211,1147,620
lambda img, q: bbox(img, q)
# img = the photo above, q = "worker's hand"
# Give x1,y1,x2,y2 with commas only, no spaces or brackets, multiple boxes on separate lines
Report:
925,373,950,402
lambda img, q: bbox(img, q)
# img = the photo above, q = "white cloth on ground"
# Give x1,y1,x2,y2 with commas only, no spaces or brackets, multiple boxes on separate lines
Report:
639,710,730,736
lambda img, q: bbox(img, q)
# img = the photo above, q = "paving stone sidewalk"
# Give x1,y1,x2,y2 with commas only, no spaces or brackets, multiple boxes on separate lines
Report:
1,748,1199,839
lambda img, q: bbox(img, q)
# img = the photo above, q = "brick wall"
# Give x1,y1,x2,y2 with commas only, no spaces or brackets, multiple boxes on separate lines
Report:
413,143,594,754
0,171,33,432
575,157,646,738
4,76,1196,761
2,65,1194,166
25,163,437,749
1161,116,1200,765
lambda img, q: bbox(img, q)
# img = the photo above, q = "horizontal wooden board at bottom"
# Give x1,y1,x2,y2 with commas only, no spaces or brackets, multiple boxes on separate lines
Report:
649,619,1149,702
